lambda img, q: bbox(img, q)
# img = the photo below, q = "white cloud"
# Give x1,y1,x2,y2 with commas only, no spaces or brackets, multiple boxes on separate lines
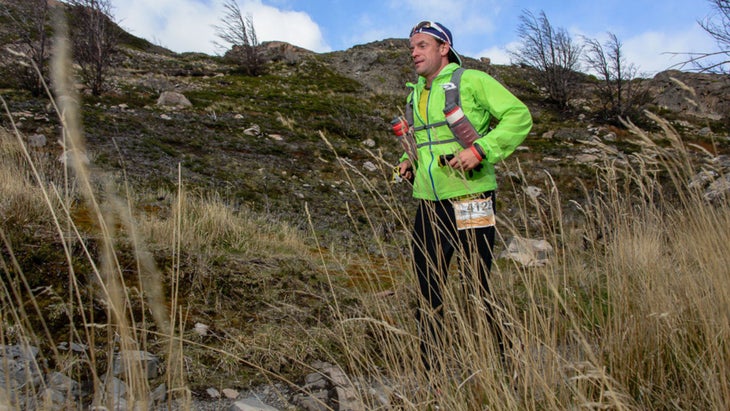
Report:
623,26,720,75
474,44,513,66
472,23,722,77
242,1,331,52
113,0,330,55
347,14,391,48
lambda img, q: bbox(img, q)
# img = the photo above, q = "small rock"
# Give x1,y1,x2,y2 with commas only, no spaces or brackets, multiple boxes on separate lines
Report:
58,150,90,166
112,351,159,379
156,91,192,108
28,134,47,148
576,153,600,163
222,388,239,399
363,161,377,172
244,125,261,136
228,397,280,411
499,236,554,267
194,323,209,336
523,186,542,199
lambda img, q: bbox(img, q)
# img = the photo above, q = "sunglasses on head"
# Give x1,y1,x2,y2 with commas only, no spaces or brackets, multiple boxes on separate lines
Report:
410,21,449,42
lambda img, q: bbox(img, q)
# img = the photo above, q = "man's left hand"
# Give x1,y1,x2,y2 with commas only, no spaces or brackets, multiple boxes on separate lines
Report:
448,147,483,171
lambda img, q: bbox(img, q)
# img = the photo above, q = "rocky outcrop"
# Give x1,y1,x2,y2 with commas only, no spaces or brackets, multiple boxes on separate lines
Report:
0,344,165,410
259,41,314,64
319,40,729,121
321,39,415,94
648,70,730,120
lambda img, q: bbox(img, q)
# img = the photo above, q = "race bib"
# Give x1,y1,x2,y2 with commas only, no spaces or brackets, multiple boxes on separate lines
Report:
453,197,495,230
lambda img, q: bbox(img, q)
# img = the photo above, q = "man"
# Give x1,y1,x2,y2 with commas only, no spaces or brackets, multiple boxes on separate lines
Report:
397,21,532,370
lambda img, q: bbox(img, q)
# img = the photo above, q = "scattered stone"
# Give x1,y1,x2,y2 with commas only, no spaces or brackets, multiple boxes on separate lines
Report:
194,322,210,336
46,372,79,397
106,377,127,405
705,174,730,204
523,186,542,199
499,236,554,267
222,388,240,399
28,134,47,148
112,350,159,379
58,150,90,166
363,161,377,172
150,383,167,403
57,342,88,353
244,125,261,136
38,388,67,411
698,126,713,137
602,131,617,142
575,153,600,163
293,362,363,411
156,91,192,108
2,345,42,388
229,397,280,411
207,388,221,398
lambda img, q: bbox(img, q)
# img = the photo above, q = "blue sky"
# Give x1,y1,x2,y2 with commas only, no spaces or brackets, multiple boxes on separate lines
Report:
113,0,723,76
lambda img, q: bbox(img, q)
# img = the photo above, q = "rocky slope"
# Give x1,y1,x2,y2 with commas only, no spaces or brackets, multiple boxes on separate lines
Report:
2,31,730,410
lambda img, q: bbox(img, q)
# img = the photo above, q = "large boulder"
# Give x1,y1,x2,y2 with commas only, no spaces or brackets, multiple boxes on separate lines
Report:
156,91,192,108
648,70,730,120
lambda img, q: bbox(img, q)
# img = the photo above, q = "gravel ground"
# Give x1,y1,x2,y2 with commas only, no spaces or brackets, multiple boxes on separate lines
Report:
157,384,298,411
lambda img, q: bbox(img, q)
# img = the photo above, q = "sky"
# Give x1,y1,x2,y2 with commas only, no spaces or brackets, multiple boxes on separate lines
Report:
112,0,724,76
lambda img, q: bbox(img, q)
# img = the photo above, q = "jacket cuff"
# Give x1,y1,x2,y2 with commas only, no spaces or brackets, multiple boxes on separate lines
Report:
473,143,486,160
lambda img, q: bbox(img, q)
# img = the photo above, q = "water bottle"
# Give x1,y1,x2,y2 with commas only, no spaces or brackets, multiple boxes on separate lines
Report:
443,102,480,147
390,116,418,161
390,117,409,137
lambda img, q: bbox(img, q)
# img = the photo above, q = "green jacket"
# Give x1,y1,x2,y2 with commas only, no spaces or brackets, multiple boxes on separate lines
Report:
402,63,532,201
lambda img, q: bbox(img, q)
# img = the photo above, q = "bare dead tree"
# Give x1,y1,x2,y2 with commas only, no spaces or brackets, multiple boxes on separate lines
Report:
510,10,583,108
0,0,52,94
673,0,730,72
583,33,649,122
697,0,730,71
213,0,265,76
66,0,119,95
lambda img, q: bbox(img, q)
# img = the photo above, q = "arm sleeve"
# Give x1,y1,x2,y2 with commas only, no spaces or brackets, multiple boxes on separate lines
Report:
465,72,532,164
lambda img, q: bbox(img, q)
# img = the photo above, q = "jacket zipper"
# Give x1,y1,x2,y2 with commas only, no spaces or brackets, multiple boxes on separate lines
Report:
422,89,439,200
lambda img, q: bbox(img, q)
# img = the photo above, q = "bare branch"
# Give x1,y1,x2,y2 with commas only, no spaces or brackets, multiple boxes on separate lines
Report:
0,0,52,94
212,0,265,76
675,0,730,72
66,0,120,95
509,10,582,107
583,32,648,122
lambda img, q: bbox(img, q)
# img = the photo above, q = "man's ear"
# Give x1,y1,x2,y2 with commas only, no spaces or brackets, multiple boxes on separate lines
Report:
441,44,450,58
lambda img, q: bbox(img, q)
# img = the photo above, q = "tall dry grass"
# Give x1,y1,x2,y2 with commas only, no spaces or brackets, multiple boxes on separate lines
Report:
316,109,730,410
1,15,338,411
1,13,729,410
1,12,315,409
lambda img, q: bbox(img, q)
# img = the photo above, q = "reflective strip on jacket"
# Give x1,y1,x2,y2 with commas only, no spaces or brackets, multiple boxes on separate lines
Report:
402,63,532,201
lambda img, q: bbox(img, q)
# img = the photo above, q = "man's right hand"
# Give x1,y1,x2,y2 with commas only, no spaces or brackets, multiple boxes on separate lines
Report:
398,160,414,182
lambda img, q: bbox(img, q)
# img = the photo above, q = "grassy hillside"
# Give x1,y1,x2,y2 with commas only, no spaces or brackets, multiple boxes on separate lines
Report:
1,34,730,410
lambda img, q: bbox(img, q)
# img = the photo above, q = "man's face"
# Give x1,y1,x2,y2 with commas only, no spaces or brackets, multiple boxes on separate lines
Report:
409,32,448,81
